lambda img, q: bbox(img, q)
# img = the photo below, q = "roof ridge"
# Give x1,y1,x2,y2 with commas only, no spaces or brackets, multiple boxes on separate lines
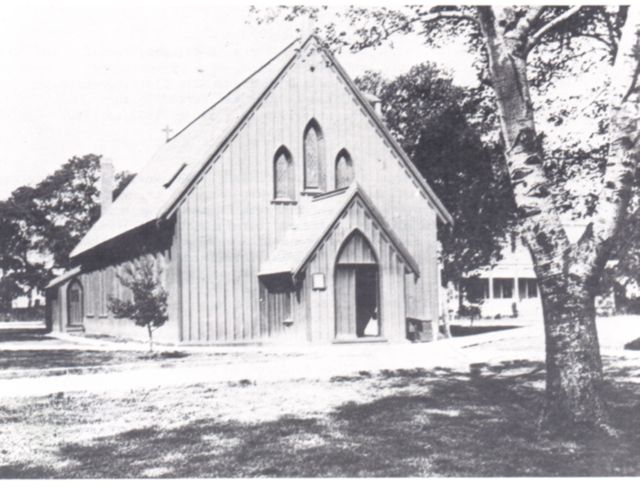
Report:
168,37,301,142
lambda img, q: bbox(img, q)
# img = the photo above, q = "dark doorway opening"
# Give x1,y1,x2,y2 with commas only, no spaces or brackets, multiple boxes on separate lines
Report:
335,263,380,339
355,266,379,337
335,230,381,339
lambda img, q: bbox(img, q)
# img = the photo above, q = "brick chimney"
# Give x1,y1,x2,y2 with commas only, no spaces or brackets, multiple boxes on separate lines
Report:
100,158,115,215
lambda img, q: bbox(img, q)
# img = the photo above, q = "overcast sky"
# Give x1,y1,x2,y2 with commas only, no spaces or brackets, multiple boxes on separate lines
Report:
0,1,477,199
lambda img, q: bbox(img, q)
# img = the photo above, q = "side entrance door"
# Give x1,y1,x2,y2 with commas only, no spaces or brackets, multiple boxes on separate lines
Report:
67,280,84,327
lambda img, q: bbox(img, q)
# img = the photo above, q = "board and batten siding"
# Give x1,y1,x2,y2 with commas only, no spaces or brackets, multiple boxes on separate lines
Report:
296,198,410,343
176,41,438,342
49,223,181,343
78,248,179,342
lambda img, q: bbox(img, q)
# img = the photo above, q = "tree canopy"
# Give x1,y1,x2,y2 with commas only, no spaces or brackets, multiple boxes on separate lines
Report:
0,154,135,307
354,64,515,282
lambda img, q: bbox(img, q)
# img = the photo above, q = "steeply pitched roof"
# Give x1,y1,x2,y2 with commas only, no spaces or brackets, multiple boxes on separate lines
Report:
259,183,420,279
318,41,453,226
70,38,301,259
70,35,452,260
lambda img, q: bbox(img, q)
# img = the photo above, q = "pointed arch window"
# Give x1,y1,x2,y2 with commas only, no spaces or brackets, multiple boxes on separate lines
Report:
303,119,325,191
273,146,295,201
67,279,84,327
335,149,354,189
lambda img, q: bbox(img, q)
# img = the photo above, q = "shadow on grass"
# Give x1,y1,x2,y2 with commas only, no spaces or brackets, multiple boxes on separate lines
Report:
3,360,640,478
623,337,640,350
450,325,520,337
137,351,190,360
0,331,50,342
0,350,146,371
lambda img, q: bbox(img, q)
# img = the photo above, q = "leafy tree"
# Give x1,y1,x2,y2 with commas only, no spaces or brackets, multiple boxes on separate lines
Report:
32,154,101,268
355,65,516,283
32,154,134,268
0,275,22,311
0,154,136,304
113,171,136,201
254,5,640,432
0,186,51,305
107,257,168,352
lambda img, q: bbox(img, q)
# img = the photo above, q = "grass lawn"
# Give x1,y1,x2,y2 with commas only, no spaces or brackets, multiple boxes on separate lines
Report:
0,334,192,376
0,333,156,376
0,333,288,378
0,349,168,372
1,355,639,477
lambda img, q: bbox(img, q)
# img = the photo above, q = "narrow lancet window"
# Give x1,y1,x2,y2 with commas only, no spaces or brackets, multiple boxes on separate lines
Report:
273,146,294,200
303,119,325,191
335,149,354,189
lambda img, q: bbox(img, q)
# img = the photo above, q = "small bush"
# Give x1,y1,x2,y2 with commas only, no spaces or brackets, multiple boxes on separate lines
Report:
108,257,168,352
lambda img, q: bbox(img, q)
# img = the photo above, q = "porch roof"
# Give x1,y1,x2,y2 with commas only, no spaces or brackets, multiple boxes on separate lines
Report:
259,183,420,280
45,266,81,289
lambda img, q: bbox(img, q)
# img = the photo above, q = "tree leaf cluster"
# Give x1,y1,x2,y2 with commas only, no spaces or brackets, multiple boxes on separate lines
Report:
0,154,135,307
107,257,168,331
107,257,168,351
355,64,516,282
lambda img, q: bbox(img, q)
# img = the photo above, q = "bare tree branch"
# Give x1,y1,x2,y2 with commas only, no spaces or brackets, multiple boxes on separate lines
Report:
575,4,640,284
602,9,619,56
584,32,616,52
416,10,477,25
527,6,583,54
514,6,546,39
349,8,477,51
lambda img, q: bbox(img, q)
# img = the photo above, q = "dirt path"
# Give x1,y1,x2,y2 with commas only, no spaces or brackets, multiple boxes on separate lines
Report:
0,328,533,398
5,315,637,399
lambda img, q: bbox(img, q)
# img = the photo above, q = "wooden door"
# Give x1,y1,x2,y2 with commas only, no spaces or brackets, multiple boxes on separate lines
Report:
67,280,83,327
335,231,381,339
335,265,380,338
335,266,357,338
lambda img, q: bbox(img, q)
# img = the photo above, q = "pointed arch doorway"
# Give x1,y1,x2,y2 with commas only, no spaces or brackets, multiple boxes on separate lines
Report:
67,279,84,328
335,230,380,339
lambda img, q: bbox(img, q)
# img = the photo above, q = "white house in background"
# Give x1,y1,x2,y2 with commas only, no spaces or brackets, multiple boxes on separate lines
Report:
459,234,541,319
456,222,611,320
12,294,45,309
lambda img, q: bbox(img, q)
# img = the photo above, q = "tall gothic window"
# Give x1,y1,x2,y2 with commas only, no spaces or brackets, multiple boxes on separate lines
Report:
273,146,294,200
303,119,325,191
335,149,354,189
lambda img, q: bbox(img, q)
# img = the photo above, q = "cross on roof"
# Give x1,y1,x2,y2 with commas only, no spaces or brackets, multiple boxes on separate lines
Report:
162,125,173,142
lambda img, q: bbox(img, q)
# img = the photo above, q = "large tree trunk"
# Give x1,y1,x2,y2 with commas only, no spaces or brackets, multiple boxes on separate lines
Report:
477,7,609,430
537,273,606,429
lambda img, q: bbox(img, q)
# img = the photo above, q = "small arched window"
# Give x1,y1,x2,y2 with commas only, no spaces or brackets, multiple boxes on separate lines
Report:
67,279,84,327
335,149,354,189
273,146,294,200
303,119,325,191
